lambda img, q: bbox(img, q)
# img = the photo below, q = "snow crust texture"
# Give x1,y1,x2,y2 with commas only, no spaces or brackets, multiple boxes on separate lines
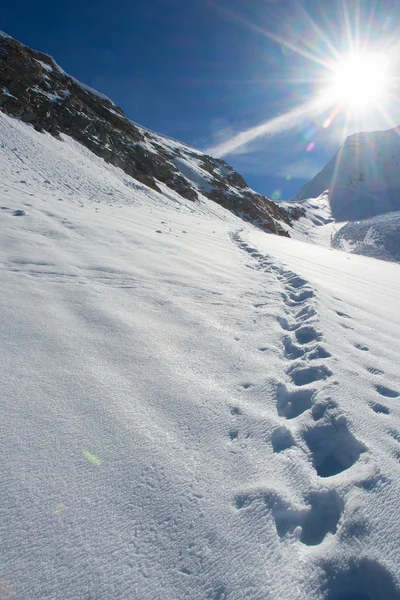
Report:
1,112,400,599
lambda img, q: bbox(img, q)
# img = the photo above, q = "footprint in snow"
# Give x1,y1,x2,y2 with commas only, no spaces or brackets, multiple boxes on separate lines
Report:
355,343,369,351
234,488,344,546
239,383,254,391
366,366,384,375
282,288,315,305
306,345,332,361
276,383,315,419
294,325,322,345
375,384,399,398
289,364,332,387
285,275,308,289
295,305,317,322
282,336,305,360
271,426,296,452
369,402,390,415
210,585,227,600
277,315,301,331
319,557,400,600
303,418,367,478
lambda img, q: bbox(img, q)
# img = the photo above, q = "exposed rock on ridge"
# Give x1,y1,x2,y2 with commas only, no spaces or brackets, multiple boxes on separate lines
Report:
0,31,291,236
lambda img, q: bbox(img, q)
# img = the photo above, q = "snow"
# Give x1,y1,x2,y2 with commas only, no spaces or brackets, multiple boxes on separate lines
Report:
30,84,70,103
332,212,400,262
68,76,115,105
1,111,400,599
173,156,214,193
1,86,17,100
34,59,53,72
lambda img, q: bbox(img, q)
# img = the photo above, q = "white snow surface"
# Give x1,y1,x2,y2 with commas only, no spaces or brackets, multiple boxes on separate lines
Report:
1,112,400,600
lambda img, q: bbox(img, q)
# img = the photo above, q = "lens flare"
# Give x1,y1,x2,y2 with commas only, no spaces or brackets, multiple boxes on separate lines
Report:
327,53,390,110
83,451,102,466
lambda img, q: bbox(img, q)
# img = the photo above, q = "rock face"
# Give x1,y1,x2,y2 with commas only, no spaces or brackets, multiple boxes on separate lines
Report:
295,128,400,221
0,31,291,236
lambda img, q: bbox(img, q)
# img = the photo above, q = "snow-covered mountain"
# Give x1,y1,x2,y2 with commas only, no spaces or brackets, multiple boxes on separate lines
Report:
285,127,400,263
295,127,400,221
0,30,292,236
1,34,400,600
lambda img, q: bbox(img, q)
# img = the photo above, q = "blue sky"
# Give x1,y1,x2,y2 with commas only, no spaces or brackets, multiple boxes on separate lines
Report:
3,0,400,199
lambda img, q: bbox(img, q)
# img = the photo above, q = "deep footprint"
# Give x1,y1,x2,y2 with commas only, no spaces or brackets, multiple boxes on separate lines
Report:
295,305,317,321
276,383,315,419
289,364,332,386
277,316,300,331
295,326,322,345
282,336,305,360
286,275,308,289
287,289,315,303
234,488,343,546
320,558,400,600
300,489,344,546
307,345,332,361
271,426,295,452
303,419,367,477
370,403,390,415
376,385,399,398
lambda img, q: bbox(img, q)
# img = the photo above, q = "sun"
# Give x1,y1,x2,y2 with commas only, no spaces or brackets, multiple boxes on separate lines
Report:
327,52,390,110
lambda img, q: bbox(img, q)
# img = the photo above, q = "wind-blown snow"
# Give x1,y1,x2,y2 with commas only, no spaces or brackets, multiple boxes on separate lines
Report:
1,112,400,600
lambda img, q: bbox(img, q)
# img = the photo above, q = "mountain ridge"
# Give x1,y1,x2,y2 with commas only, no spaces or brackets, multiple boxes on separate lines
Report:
0,31,292,236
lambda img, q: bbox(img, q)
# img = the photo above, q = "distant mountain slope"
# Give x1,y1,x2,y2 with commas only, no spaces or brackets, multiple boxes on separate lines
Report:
0,31,291,236
332,211,400,262
296,127,400,221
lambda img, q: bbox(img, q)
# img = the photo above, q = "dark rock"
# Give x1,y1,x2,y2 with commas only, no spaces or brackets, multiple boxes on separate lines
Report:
0,32,292,236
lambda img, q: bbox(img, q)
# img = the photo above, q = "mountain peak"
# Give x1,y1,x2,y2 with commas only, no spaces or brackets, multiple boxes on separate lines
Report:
295,124,400,220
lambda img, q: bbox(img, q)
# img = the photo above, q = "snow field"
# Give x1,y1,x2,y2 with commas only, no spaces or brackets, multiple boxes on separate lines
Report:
1,111,400,599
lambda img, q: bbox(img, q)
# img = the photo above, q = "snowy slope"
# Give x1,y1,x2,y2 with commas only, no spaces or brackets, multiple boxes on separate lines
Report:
332,211,400,262
1,113,400,600
286,127,400,263
0,31,291,236
295,127,400,221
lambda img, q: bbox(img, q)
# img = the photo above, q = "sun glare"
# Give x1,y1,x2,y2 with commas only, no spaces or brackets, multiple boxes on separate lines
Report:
328,53,390,110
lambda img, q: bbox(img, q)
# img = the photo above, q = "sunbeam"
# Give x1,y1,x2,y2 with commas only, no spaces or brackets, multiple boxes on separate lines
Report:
205,0,400,158
206,96,330,157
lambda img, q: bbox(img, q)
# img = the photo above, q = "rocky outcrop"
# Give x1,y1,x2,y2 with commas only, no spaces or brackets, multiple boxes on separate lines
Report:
0,31,292,235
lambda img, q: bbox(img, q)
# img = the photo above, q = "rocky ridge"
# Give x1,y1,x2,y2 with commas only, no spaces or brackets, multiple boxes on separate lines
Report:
0,31,292,236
